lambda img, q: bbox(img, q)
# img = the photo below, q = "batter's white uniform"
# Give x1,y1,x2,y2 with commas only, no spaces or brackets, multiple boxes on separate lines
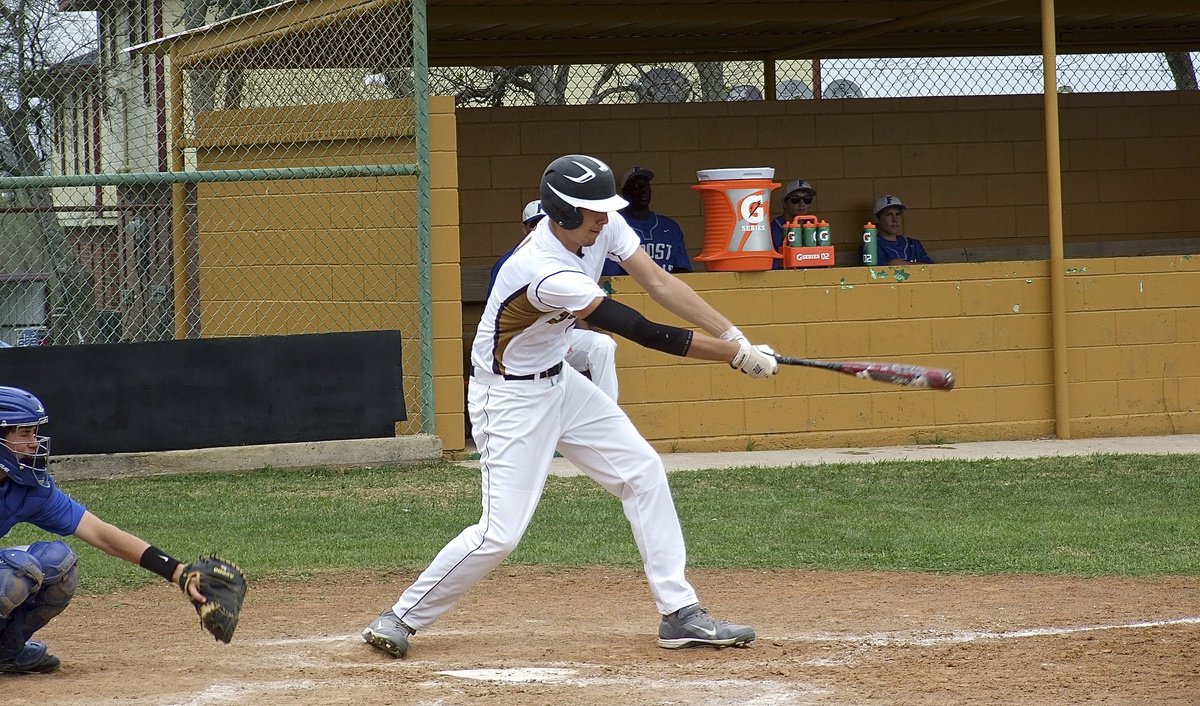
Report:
390,213,698,629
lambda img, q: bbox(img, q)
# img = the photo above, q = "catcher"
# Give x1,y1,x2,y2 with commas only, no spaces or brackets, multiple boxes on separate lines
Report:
0,386,246,674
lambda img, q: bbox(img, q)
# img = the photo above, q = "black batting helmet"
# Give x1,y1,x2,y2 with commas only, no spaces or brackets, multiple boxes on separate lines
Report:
540,155,628,229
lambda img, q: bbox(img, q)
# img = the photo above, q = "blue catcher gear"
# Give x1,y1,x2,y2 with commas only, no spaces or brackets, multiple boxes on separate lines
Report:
0,639,59,673
540,154,628,230
0,541,77,662
0,548,43,620
0,386,51,488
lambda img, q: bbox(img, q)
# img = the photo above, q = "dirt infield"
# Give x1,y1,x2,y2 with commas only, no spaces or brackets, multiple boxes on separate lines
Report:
8,567,1199,705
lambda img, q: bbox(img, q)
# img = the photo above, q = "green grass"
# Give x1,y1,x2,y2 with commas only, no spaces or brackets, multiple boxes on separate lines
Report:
6,454,1199,594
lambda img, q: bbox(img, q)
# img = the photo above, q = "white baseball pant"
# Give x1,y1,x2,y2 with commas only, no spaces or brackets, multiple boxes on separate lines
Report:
565,328,618,401
392,365,697,630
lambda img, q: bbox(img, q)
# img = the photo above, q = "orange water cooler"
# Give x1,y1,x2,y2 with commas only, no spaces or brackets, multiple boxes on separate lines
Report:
691,168,780,272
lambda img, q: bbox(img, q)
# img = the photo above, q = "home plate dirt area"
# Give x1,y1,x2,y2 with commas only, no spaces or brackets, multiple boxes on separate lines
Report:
8,567,1199,705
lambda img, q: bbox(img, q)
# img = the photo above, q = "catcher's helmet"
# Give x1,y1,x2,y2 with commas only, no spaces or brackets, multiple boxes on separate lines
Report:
0,385,52,487
540,155,628,230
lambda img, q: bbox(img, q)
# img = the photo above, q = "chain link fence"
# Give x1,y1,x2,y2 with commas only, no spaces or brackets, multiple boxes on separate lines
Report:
0,1,1196,437
0,0,432,433
436,52,1198,107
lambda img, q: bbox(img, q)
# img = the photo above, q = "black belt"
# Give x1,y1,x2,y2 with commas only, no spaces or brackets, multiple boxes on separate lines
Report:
474,362,563,381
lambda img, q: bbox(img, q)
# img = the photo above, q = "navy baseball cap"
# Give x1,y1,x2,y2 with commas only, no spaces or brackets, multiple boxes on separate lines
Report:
621,166,654,189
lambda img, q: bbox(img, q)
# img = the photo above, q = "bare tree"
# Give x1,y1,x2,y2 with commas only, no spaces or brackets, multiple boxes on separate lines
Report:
1164,51,1198,90
178,0,273,111
693,62,727,101
431,65,572,107
434,62,728,107
0,0,98,344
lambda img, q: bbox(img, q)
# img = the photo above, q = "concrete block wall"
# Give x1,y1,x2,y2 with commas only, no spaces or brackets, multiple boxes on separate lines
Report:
1061,256,1200,438
456,91,1200,270
190,96,464,444
602,254,1200,452
428,97,465,448
443,91,1200,453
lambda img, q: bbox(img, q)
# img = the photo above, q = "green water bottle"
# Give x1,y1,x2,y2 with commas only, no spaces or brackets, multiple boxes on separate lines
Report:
785,219,803,247
816,220,831,246
862,221,878,265
802,223,818,247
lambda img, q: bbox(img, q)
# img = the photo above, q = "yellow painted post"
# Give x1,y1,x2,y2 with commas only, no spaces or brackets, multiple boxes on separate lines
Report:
169,53,189,339
1041,0,1071,438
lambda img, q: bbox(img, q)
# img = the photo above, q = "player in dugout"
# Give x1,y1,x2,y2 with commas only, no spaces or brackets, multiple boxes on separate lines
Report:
769,178,817,270
602,166,692,276
868,194,934,265
363,154,778,658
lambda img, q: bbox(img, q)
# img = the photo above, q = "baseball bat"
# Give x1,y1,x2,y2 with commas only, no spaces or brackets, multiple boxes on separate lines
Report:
773,355,955,391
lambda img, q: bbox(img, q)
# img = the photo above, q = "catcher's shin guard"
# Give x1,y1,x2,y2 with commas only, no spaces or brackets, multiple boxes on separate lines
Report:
0,542,76,657
0,548,44,620
23,541,78,622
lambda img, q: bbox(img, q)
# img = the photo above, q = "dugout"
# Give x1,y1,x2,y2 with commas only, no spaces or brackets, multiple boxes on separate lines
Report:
135,1,1200,455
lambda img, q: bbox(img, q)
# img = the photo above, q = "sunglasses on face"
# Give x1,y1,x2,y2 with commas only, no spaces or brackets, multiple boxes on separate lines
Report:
786,195,814,205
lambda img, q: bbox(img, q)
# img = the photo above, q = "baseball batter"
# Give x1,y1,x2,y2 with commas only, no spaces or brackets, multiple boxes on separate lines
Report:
363,154,778,658
491,199,620,400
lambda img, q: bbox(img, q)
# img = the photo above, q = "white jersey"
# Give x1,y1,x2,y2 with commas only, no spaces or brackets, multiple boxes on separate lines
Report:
471,213,641,377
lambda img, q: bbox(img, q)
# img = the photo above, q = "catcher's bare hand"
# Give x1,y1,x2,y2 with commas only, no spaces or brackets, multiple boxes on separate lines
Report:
177,555,248,643
731,340,778,378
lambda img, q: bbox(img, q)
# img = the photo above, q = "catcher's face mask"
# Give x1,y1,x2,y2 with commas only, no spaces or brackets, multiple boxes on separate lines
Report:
1,424,52,488
0,386,52,487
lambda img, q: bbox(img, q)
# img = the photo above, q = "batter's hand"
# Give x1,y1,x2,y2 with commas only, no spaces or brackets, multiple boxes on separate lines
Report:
719,326,747,344
731,340,778,378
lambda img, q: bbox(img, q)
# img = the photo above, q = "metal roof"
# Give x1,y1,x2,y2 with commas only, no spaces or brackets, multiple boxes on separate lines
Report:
426,0,1200,64
132,0,1200,66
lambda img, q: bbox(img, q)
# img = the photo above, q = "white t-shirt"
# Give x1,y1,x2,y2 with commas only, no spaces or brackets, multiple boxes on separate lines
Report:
471,212,641,377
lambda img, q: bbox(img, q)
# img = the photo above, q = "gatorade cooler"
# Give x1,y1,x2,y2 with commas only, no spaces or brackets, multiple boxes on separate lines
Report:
692,168,780,272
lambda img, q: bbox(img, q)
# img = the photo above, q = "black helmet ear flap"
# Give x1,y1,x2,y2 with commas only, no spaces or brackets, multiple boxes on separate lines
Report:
554,211,584,230
541,183,584,229
540,154,629,230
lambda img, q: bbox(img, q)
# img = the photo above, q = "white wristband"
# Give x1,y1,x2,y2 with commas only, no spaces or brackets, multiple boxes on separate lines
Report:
719,326,744,342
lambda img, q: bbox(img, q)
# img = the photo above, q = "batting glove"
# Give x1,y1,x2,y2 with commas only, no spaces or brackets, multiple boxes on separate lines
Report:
719,326,746,343
731,340,778,378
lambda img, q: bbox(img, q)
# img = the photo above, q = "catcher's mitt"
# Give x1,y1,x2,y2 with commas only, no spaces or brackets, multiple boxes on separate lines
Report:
178,555,247,643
